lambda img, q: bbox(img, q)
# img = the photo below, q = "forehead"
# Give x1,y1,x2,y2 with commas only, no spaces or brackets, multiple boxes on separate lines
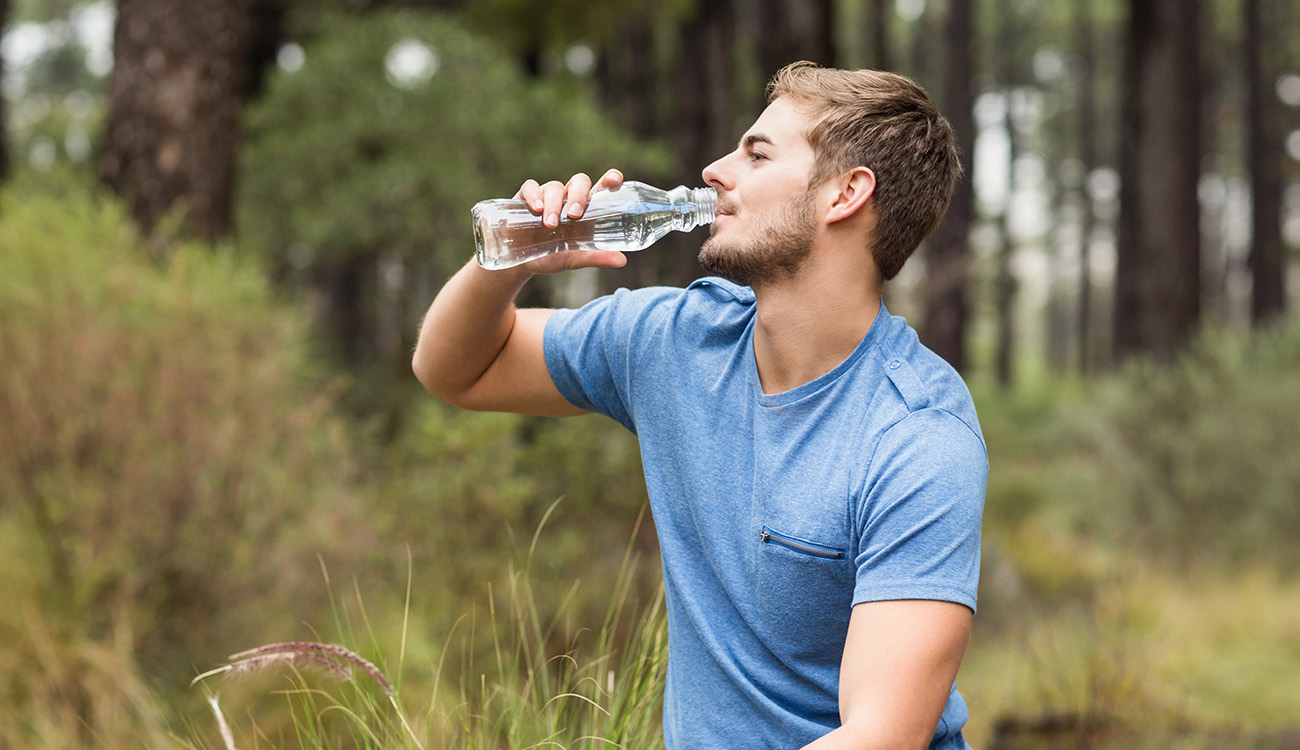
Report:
744,97,814,152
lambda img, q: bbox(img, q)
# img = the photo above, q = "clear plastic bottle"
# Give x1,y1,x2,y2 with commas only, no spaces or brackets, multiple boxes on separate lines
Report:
473,181,717,270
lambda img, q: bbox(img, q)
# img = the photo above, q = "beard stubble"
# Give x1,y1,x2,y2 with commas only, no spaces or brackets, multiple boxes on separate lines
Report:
698,189,819,287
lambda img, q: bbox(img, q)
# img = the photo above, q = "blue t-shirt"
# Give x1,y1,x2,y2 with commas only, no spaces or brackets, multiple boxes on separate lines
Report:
543,278,987,749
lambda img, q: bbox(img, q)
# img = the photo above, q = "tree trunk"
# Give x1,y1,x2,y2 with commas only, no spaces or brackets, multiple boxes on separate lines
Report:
0,0,9,183
922,0,976,372
595,14,661,293
1245,0,1287,323
599,15,658,141
868,0,890,70
246,0,288,99
994,115,1017,389
755,0,835,81
100,0,252,242
652,0,737,288
992,0,1022,388
1073,1,1101,372
675,2,736,189
319,252,375,366
1113,0,1202,362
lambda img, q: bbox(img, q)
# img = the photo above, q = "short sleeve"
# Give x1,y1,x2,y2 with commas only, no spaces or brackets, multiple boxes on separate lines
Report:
852,408,987,612
543,286,679,433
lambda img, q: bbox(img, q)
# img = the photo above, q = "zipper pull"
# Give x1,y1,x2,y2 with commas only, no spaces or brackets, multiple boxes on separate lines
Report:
760,529,770,544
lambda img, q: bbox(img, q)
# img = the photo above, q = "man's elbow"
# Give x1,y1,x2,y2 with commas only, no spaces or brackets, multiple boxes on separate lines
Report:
411,349,464,407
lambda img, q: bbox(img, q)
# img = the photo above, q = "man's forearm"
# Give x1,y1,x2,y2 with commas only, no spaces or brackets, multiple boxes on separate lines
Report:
411,258,533,405
412,169,626,412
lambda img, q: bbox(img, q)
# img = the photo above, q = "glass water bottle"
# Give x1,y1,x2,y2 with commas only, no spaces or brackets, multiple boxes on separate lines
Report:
473,181,717,270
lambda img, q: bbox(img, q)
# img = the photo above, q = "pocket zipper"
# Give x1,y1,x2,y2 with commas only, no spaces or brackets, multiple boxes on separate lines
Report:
760,525,844,560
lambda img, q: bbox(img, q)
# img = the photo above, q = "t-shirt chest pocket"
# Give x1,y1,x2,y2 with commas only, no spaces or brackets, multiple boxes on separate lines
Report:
750,506,855,663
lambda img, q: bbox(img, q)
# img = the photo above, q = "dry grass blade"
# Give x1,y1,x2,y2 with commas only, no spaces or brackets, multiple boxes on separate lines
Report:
206,694,237,750
193,641,394,697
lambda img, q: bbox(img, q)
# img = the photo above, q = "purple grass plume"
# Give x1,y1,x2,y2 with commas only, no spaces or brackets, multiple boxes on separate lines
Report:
193,641,394,697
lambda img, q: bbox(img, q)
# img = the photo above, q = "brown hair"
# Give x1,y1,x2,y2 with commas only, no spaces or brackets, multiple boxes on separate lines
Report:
767,61,961,280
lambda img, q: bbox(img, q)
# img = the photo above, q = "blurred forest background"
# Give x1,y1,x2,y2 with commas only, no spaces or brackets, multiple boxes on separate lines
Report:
2,0,1300,748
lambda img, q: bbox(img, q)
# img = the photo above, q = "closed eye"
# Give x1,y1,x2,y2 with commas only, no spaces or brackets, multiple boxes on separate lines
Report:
742,133,774,164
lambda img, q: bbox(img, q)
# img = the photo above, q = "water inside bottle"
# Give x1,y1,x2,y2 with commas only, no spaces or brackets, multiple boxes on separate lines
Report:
476,212,601,270
475,203,667,270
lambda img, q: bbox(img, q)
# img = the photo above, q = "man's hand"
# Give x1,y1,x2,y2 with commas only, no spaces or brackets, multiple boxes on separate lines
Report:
509,169,629,274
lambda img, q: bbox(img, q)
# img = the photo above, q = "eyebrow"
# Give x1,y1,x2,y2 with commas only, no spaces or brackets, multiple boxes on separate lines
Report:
742,133,775,150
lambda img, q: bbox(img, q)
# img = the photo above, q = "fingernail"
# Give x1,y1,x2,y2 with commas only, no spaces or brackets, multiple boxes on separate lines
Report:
567,202,582,217
546,213,558,226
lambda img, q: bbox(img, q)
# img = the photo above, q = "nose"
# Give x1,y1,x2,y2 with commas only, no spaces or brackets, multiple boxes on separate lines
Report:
701,152,733,191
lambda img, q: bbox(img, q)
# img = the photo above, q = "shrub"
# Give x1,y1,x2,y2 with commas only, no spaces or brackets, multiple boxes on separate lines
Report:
1096,317,1300,568
0,180,366,744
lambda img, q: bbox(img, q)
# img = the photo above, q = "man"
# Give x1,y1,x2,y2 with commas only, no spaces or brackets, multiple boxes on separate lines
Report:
413,62,986,750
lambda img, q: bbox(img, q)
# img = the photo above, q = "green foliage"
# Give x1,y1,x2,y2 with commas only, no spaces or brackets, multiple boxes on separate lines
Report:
967,320,1300,745
1096,316,1300,567
4,2,109,175
0,174,661,747
238,9,672,282
977,312,1300,579
0,179,365,745
3,175,1298,749
0,524,176,747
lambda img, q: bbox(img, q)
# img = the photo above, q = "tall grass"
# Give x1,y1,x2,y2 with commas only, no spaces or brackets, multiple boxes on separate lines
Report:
962,560,1300,748
190,527,668,750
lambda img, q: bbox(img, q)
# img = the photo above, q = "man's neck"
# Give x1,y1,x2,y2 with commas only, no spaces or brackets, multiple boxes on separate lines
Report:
750,252,883,395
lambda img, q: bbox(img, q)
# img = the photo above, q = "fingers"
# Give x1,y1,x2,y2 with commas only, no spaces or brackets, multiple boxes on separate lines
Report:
594,168,623,191
515,170,625,228
516,179,541,206
521,249,628,275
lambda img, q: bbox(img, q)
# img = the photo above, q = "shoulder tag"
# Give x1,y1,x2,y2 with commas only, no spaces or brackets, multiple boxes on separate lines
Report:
883,356,931,411
688,277,755,304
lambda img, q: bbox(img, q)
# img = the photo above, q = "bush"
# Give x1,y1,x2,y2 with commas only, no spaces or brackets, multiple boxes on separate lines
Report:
0,180,365,745
978,315,1300,578
1096,317,1300,568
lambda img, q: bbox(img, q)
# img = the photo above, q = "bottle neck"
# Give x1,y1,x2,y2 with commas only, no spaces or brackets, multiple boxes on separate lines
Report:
668,185,718,230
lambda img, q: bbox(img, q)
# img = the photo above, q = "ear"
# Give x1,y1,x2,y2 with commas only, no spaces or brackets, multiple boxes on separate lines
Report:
824,167,876,224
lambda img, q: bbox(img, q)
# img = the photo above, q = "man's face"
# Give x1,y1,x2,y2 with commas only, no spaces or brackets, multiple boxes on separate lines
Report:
698,98,822,286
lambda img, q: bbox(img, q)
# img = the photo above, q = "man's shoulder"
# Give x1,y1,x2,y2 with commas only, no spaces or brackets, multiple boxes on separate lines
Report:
546,277,755,361
872,314,983,447
568,277,755,340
